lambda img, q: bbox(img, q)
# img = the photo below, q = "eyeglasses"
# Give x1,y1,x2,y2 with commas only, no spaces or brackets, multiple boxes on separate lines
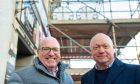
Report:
41,47,60,54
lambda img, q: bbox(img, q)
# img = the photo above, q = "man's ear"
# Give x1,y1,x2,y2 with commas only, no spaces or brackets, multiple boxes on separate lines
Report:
37,49,41,55
113,45,116,52
113,45,116,48
113,45,118,57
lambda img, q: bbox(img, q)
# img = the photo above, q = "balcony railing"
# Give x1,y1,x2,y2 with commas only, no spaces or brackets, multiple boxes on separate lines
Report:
50,0,140,20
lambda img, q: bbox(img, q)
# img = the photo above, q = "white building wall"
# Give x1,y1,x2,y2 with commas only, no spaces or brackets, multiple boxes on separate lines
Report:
0,0,16,84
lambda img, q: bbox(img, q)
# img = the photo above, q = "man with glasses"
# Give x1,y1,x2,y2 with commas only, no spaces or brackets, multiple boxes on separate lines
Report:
7,37,74,84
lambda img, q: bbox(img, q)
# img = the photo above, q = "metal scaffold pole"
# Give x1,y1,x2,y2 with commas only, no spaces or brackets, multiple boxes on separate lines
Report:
112,25,117,57
50,24,91,54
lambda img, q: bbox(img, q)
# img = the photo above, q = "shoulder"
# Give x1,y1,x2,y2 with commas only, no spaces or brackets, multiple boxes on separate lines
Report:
82,68,94,79
58,62,68,71
115,58,140,71
81,68,94,84
12,65,36,79
63,72,73,81
7,65,34,84
12,65,38,79
124,63,140,70
15,65,35,74
59,66,74,84
125,63,140,83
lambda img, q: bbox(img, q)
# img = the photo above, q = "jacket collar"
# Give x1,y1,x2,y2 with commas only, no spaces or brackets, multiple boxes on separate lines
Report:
105,58,124,84
33,57,68,75
92,58,125,84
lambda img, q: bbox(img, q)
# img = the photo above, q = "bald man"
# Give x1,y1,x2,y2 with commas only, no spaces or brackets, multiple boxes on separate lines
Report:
81,33,140,84
8,37,74,84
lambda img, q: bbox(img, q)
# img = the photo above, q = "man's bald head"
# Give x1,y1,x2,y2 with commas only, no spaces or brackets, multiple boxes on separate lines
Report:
90,33,114,50
39,37,60,49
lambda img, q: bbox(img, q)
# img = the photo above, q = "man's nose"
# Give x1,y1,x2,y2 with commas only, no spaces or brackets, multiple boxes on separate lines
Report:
48,50,55,55
99,47,105,52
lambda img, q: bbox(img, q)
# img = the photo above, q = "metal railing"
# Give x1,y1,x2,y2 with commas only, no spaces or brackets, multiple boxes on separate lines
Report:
50,0,140,20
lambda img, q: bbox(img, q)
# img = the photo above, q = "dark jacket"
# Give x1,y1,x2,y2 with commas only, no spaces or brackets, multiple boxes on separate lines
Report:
7,57,74,84
81,58,140,84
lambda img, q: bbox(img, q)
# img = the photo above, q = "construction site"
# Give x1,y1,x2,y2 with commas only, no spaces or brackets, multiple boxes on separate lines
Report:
1,0,140,84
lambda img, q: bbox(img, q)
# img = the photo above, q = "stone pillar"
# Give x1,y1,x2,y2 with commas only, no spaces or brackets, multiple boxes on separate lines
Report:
0,0,15,84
